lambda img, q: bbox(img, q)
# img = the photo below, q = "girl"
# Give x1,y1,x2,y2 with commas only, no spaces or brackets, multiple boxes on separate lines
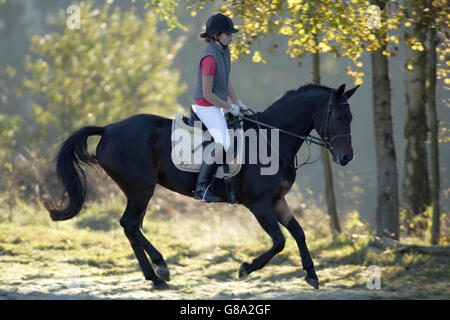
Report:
192,13,248,202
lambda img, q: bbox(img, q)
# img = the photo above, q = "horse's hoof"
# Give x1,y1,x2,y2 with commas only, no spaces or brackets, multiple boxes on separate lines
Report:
156,265,170,282
238,262,250,280
152,281,170,291
305,276,319,289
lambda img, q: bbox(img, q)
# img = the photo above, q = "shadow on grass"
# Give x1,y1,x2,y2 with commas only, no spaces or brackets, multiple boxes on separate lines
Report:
65,258,117,268
263,270,303,282
0,246,18,256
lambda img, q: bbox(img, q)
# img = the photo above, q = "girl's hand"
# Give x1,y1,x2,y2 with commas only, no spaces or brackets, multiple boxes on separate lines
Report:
229,104,242,117
237,100,249,112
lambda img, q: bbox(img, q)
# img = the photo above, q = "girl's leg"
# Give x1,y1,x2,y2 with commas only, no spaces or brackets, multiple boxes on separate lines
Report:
194,105,231,152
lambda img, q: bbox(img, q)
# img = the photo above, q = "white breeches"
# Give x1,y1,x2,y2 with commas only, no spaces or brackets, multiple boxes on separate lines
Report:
193,104,231,152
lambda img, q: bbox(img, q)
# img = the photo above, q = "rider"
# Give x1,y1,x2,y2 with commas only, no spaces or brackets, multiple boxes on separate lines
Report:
192,13,249,202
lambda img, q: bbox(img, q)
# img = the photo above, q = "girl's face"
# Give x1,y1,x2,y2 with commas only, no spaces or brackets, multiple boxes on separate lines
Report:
217,32,233,46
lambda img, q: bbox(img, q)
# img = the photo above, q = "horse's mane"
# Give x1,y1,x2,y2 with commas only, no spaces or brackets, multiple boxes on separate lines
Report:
264,83,335,114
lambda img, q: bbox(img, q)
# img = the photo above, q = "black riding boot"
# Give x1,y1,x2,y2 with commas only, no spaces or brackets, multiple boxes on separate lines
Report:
193,161,222,202
193,145,222,202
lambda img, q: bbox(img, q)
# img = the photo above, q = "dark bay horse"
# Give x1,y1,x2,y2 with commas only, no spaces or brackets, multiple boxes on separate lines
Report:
45,83,359,289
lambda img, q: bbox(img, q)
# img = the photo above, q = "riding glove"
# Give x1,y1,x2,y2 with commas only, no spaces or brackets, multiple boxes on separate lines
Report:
229,104,242,117
237,100,249,112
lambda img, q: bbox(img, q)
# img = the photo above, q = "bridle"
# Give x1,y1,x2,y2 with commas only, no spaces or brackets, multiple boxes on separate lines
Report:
319,94,352,152
237,93,352,170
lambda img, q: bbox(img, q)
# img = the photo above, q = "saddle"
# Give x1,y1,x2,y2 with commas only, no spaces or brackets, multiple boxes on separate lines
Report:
171,105,244,204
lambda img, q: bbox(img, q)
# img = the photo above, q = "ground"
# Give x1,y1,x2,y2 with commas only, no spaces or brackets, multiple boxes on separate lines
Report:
0,192,448,300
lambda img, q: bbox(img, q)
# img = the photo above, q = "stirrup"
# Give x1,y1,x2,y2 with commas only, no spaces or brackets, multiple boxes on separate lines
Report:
194,184,221,202
201,184,213,201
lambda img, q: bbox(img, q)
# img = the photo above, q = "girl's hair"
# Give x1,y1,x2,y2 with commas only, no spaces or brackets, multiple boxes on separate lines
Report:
200,32,221,43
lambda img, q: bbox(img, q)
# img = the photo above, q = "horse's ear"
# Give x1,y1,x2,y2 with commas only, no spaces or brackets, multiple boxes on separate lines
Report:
344,85,360,100
335,84,346,97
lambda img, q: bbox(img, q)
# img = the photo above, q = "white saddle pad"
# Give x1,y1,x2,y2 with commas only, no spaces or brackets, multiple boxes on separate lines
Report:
170,113,244,178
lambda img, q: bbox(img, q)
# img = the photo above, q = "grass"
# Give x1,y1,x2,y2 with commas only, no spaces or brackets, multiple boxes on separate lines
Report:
0,187,448,300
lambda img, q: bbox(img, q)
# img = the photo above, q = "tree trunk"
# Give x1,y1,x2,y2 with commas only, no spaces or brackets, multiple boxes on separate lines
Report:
403,0,430,223
312,49,341,235
427,19,440,245
370,0,399,240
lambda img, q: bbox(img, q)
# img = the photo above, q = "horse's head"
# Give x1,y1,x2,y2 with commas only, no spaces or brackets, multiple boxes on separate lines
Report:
313,84,359,166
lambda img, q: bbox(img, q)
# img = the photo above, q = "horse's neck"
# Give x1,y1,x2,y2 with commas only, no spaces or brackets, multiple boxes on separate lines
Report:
258,91,325,143
256,90,325,169
259,92,321,134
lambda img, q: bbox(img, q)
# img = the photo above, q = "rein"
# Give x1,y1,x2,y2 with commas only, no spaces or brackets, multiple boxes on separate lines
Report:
237,93,351,170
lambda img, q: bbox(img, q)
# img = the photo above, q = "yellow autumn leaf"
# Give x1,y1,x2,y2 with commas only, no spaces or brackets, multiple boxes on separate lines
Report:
252,51,262,63
279,26,292,35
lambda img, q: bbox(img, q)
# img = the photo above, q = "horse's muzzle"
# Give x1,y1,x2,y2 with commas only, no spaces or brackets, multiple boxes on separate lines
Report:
339,154,353,166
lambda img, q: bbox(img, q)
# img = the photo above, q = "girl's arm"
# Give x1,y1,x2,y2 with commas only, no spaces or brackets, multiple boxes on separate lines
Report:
228,81,249,112
202,75,232,110
228,82,239,105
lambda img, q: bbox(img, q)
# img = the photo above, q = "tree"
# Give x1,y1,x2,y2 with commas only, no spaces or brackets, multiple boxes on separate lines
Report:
23,0,186,154
370,0,400,239
402,0,431,225
312,44,341,235
423,0,448,244
398,0,448,241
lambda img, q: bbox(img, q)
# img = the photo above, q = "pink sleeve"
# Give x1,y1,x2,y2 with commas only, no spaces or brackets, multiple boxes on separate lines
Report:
200,55,216,76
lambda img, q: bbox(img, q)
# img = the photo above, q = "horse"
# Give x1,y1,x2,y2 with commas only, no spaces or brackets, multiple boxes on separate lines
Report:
45,83,359,290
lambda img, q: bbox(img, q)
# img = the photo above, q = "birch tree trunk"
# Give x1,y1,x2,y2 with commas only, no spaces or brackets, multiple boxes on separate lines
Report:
427,17,440,245
403,0,430,224
371,48,400,240
370,0,399,239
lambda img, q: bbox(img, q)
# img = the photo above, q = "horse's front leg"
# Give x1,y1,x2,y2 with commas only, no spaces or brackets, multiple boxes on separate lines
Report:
274,197,319,289
239,198,286,279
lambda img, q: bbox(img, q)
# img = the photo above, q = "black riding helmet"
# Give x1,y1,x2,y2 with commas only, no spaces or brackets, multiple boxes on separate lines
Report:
205,13,239,35
200,14,238,49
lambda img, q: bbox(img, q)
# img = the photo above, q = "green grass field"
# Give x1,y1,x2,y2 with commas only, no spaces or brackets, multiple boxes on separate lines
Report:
0,188,448,300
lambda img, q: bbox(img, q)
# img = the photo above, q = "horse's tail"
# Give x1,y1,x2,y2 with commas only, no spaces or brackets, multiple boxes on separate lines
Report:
45,126,105,221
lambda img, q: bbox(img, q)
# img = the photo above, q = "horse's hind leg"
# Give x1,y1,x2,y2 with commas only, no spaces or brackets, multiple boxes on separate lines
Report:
239,199,286,279
136,214,170,282
274,197,319,289
120,187,169,288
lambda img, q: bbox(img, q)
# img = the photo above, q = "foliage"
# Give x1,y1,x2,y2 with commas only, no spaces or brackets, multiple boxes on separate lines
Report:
23,0,186,154
344,210,367,234
0,66,25,216
0,65,23,158
166,0,450,86
132,0,186,31
400,205,449,242
184,0,402,85
0,65,24,115
401,0,449,80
